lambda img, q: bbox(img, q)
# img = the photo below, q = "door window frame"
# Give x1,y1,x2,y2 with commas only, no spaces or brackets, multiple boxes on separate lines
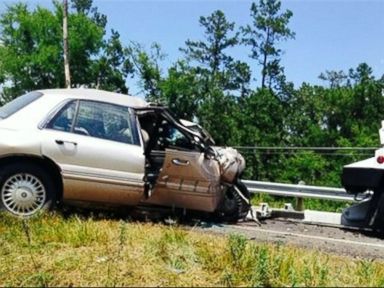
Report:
41,99,141,146
135,107,206,157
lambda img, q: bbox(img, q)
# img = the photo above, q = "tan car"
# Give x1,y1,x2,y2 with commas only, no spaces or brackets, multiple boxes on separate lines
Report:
0,89,250,221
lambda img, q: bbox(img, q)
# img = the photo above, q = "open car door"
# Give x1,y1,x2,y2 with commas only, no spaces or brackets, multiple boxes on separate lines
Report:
137,108,222,212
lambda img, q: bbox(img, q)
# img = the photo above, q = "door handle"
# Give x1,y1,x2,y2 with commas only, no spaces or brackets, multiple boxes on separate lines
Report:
172,159,190,166
55,139,77,146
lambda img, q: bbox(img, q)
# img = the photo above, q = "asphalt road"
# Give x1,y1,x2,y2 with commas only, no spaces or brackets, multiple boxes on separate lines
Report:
196,218,384,259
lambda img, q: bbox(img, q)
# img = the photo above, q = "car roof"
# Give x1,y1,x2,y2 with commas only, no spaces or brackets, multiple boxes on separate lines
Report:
37,88,149,108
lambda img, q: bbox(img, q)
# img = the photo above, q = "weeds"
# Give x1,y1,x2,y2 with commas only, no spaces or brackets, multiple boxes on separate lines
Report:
255,246,270,287
302,260,313,286
221,269,234,287
228,234,247,268
358,259,376,286
108,220,128,286
21,218,48,287
1,211,384,286
157,227,196,273
318,262,329,286
288,264,298,287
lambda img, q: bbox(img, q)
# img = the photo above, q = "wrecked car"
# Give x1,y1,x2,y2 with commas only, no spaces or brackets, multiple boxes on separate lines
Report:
0,89,250,221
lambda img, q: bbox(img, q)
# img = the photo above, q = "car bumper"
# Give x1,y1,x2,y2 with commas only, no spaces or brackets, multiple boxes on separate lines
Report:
342,167,383,193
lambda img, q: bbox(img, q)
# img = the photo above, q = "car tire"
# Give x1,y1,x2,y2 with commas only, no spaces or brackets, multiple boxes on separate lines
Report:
0,162,55,217
216,180,251,223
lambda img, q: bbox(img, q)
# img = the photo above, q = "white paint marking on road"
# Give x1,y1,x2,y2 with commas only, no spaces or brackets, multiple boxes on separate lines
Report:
228,225,384,249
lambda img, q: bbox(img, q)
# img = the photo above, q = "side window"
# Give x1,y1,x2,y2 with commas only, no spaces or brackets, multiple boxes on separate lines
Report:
164,126,192,148
74,101,135,144
47,101,77,132
156,120,195,150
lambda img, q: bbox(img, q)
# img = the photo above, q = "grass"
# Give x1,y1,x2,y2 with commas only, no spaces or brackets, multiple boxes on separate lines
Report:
1,211,384,286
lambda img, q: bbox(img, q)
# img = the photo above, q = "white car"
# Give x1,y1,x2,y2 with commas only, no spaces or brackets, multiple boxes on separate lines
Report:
0,89,250,220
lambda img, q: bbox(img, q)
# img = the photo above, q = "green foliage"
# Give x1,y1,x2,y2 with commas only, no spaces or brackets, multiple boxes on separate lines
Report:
1,0,383,197
242,0,295,89
235,88,286,180
159,61,202,120
91,30,132,93
0,0,132,101
126,42,164,101
180,9,251,94
239,89,285,146
319,70,348,88
0,3,64,97
197,89,242,145
279,152,327,184
181,10,238,75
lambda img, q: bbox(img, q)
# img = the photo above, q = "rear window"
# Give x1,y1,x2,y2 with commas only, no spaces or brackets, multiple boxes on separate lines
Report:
0,91,43,119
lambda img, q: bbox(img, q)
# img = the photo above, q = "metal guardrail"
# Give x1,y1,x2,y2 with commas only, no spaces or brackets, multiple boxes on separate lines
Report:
243,180,355,202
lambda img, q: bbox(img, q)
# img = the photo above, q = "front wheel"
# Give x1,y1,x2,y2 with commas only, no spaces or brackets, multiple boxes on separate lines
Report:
0,163,55,217
215,180,251,223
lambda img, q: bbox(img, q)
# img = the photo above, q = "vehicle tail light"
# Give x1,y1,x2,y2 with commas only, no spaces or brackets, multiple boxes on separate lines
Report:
377,156,384,164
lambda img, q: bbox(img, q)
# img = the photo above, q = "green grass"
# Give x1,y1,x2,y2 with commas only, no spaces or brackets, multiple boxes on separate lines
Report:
1,211,384,286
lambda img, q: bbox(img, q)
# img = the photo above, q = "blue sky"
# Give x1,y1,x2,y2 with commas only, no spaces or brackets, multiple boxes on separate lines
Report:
94,0,384,93
1,0,384,95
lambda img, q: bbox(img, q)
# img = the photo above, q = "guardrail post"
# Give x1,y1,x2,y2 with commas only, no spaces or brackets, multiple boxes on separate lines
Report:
295,181,305,211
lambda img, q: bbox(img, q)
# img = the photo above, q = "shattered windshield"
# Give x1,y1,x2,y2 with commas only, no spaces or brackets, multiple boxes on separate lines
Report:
180,119,215,145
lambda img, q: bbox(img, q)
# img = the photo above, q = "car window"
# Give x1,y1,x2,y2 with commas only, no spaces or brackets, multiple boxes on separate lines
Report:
0,92,43,119
156,121,195,150
46,100,139,145
74,101,136,145
47,101,77,132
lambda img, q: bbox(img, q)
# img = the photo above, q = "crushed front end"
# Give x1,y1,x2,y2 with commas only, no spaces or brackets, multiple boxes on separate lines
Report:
210,146,251,221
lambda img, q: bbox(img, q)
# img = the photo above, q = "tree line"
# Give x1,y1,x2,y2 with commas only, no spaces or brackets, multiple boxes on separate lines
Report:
0,0,383,186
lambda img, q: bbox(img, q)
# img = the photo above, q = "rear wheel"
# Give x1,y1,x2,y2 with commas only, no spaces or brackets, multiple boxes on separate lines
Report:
0,163,55,217
216,180,251,223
